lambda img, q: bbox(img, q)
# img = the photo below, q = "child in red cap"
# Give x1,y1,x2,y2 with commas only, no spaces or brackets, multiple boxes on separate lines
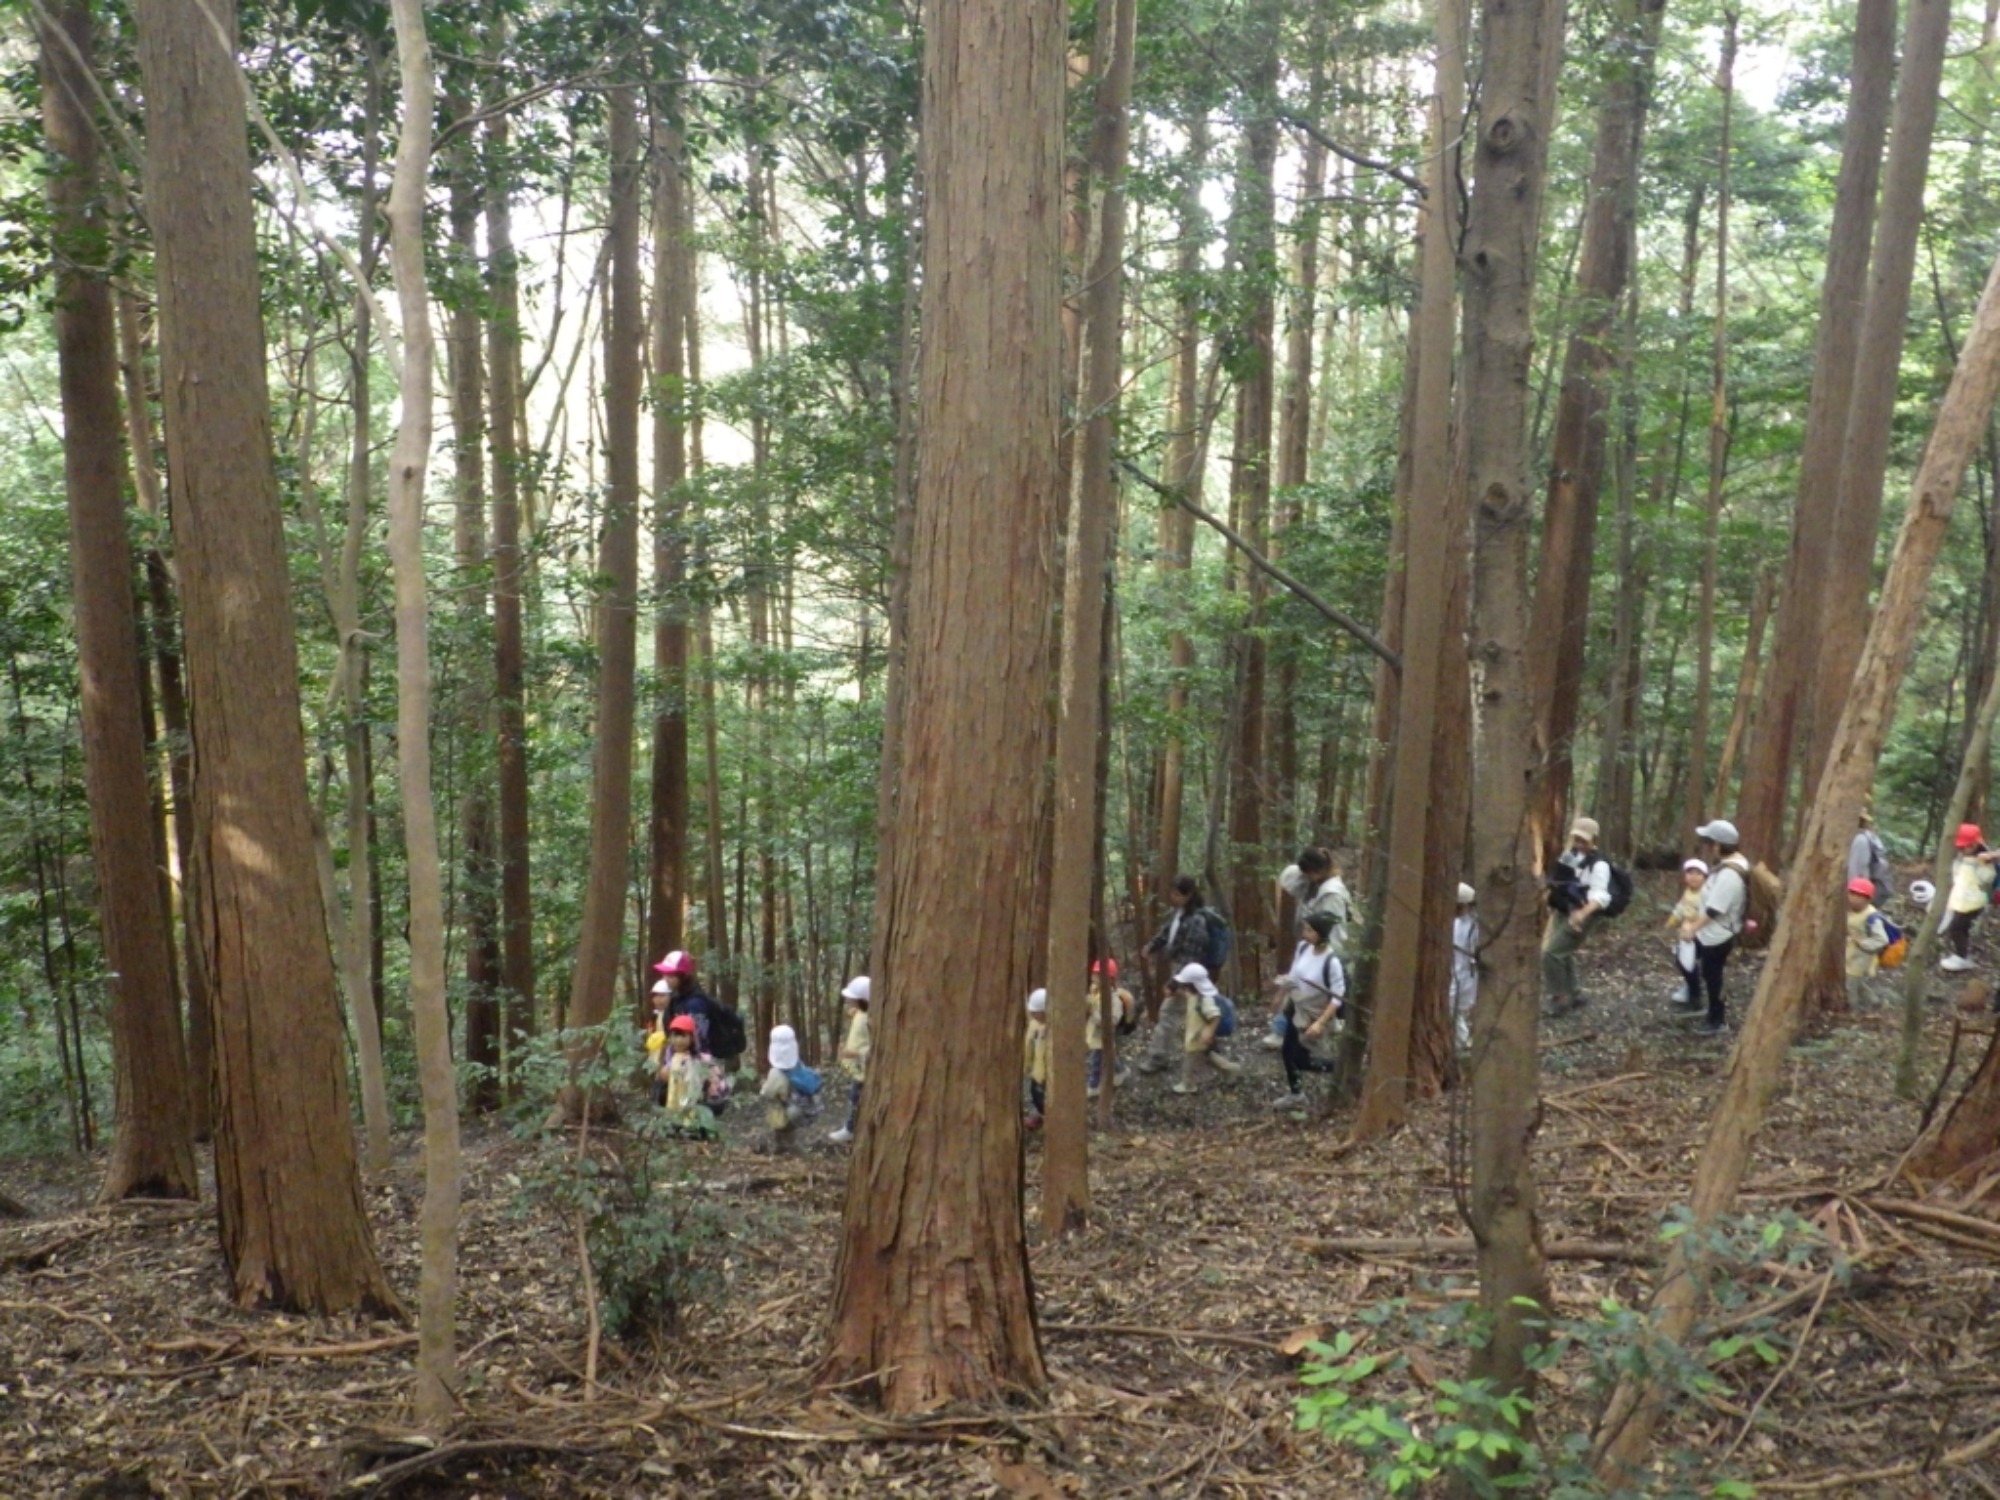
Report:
1844,877,1893,1008
1941,824,2000,973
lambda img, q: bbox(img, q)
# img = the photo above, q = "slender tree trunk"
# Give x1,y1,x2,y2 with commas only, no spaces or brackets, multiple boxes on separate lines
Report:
1043,0,1134,1236
822,0,1061,1412
1595,281,1645,856
486,49,536,1054
1353,0,1465,1140
1225,1,1281,991
1458,0,1567,1438
1526,0,1667,861
41,0,196,1203
645,90,691,971
1151,121,1208,946
446,98,499,1113
1709,565,1774,810
1733,0,1896,859
1685,11,1736,837
1595,241,2000,1490
132,0,395,1313
383,0,459,1422
563,85,645,1053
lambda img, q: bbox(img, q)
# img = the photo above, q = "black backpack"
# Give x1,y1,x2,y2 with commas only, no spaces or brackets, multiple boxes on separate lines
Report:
704,999,747,1060
1203,912,1233,976
1600,858,1635,919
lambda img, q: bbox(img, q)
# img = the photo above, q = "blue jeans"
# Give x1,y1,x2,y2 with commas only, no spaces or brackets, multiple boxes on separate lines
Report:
844,1079,862,1132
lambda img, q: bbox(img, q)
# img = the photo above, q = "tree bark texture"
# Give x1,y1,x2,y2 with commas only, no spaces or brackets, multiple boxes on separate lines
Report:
41,0,197,1203
1353,0,1467,1140
383,0,460,1423
1043,0,1134,1237
1594,242,2000,1486
822,0,1062,1412
132,0,395,1314
1804,0,1953,811
1459,0,1567,1422
1525,0,1667,864
563,85,644,1044
1732,0,1896,860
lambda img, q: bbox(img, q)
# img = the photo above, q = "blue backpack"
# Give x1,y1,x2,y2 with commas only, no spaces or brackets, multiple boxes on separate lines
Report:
785,1063,823,1097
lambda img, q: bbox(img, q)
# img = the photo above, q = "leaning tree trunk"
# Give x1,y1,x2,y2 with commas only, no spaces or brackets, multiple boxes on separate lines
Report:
1458,0,1568,1442
821,0,1061,1413
1594,240,2000,1489
1353,0,1465,1140
1043,0,1134,1237
383,0,460,1424
1732,0,1896,860
132,0,396,1314
41,0,196,1203
561,84,644,1057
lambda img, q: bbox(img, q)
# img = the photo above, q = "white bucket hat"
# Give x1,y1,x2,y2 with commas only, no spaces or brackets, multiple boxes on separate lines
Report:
1171,962,1219,999
841,975,871,1002
1456,882,1477,905
768,1024,800,1072
1026,988,1048,1014
1683,858,1709,876
650,978,672,997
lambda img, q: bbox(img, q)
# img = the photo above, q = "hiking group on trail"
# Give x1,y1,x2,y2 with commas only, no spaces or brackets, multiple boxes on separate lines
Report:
634,815,2000,1143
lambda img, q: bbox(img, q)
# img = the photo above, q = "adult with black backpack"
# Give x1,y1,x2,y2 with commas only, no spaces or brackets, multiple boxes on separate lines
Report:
1543,816,1630,1018
1139,876,1223,1076
653,949,747,1072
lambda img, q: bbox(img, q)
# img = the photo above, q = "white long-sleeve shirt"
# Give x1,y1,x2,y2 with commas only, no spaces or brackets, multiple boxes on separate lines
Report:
1559,848,1614,913
1696,855,1750,946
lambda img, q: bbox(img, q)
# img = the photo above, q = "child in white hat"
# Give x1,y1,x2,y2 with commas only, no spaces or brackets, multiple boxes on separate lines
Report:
758,1024,818,1151
1168,963,1241,1095
1023,989,1050,1127
829,975,870,1144
1667,858,1708,1012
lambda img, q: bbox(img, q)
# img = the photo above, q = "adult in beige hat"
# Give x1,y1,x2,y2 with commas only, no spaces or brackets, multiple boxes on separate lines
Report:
1543,816,1613,1018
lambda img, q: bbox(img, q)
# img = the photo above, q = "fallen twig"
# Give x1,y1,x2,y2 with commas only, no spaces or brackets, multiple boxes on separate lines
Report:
1719,1268,1835,1463
1294,1235,1654,1264
334,1437,585,1495
1042,1320,1282,1352
1755,1418,2000,1492
145,1332,418,1361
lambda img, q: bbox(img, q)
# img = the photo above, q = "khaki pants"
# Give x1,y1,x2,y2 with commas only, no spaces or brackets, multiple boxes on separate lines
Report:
1139,992,1186,1072
1542,912,1594,1001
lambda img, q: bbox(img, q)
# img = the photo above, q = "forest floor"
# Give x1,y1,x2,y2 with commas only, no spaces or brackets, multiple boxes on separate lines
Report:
5,884,2000,1498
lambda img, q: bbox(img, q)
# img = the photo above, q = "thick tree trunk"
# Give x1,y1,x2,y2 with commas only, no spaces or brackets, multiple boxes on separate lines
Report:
1525,0,1667,862
132,0,395,1314
1353,0,1466,1140
822,0,1060,1412
383,0,459,1423
1043,0,1134,1236
41,0,196,1203
1901,1023,2000,1191
1595,242,2000,1487
1594,285,1645,857
1458,0,1567,1433
1732,0,1896,859
485,60,536,1053
646,93,691,972
446,100,500,1114
1685,10,1735,838
563,85,645,1049
116,293,211,1138
1803,0,1953,814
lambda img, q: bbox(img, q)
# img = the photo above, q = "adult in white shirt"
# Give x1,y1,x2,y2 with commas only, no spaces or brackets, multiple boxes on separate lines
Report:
1270,910,1345,1109
1543,817,1613,1017
1690,819,1752,1034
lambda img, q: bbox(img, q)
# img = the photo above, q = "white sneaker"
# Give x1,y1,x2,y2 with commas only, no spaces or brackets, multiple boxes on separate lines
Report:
1940,955,1974,973
828,1126,853,1144
1269,1091,1306,1111
1169,1082,1196,1095
1258,1033,1285,1051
